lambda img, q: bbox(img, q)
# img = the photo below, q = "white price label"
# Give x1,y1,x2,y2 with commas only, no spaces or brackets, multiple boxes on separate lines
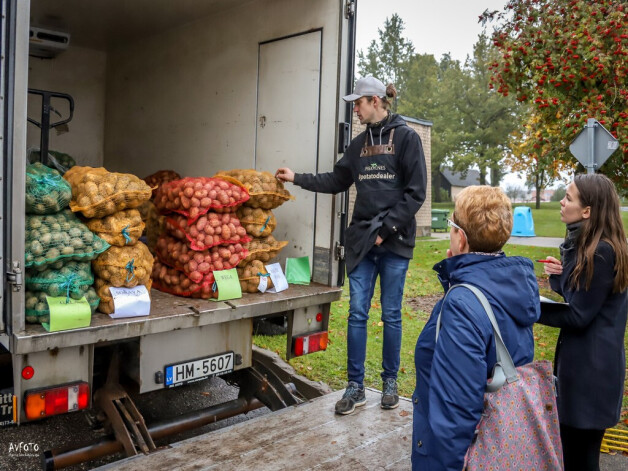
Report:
108,285,151,318
264,263,289,293
258,275,269,293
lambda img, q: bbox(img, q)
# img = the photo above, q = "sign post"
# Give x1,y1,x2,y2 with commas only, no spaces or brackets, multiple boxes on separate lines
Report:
569,118,619,173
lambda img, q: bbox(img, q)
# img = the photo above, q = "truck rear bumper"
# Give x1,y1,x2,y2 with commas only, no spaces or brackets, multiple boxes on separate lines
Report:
11,284,342,354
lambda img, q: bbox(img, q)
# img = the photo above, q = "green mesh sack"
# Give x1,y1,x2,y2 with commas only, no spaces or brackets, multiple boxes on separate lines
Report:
25,287,100,324
25,261,94,300
25,209,111,270
27,148,76,175
25,162,73,214
48,150,76,174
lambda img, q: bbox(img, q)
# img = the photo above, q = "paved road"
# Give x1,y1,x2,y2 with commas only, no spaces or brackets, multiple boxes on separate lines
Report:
428,231,563,248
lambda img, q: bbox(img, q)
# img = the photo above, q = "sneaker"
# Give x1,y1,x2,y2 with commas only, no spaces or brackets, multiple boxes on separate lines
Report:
381,378,399,409
335,381,366,415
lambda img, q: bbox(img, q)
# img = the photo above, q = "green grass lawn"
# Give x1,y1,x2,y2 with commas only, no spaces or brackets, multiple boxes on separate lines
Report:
433,201,628,237
254,240,628,430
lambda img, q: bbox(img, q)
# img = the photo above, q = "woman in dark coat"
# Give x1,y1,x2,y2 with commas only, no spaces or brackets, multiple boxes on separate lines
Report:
539,173,628,471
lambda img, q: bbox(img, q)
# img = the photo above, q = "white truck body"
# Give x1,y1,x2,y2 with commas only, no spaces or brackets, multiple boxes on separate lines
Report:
1,0,355,426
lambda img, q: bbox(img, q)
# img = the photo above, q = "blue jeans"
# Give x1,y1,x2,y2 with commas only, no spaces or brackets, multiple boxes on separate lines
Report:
347,245,410,386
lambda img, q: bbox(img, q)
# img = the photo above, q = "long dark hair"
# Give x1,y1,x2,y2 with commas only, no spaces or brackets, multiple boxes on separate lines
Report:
571,173,628,292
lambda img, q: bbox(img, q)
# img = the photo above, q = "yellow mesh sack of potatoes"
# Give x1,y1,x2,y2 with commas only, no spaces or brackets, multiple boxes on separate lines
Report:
237,259,274,293
86,209,145,247
92,242,154,288
238,234,288,267
215,169,294,210
236,207,277,237
64,166,152,218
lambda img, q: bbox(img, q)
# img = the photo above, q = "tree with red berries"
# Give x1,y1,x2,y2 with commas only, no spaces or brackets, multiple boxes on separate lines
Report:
483,0,628,196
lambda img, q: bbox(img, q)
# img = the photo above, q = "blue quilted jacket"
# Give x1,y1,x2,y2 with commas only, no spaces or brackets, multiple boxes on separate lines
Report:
412,253,540,471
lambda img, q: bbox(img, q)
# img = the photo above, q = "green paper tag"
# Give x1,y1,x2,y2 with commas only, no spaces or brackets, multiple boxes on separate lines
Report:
285,256,311,285
211,268,242,301
43,296,91,332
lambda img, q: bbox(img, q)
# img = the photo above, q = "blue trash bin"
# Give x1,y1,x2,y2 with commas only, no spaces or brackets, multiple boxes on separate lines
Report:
511,206,535,237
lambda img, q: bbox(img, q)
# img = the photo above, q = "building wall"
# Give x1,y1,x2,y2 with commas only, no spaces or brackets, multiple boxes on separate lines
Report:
347,116,432,237
451,185,465,202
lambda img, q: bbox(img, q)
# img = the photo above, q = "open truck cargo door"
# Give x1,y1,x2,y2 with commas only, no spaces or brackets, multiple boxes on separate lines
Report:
1,0,25,341
0,0,8,338
256,31,322,273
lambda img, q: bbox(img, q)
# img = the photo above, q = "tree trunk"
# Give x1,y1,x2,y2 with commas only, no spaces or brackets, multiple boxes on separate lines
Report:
432,168,442,202
534,169,545,209
479,166,487,185
490,166,502,187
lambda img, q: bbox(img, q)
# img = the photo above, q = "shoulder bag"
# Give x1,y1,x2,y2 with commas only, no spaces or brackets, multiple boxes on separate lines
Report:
436,283,563,470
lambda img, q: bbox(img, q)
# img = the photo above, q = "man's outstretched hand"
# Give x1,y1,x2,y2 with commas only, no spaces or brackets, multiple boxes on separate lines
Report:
275,168,295,183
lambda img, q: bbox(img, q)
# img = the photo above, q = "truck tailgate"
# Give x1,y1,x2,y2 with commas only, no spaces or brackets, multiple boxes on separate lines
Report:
95,388,413,470
13,284,342,354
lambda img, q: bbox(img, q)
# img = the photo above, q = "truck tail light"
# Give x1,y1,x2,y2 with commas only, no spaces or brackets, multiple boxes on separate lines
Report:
24,382,90,420
292,331,328,357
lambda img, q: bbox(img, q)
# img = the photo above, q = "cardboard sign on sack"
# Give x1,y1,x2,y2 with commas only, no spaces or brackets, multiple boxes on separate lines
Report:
108,285,151,319
212,268,242,301
43,296,91,332
265,263,288,293
285,256,311,285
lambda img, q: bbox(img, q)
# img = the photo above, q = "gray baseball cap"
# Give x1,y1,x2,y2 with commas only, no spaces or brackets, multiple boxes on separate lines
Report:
342,76,386,102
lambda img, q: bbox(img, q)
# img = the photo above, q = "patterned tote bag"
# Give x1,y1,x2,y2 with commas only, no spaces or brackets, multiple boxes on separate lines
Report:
436,284,563,470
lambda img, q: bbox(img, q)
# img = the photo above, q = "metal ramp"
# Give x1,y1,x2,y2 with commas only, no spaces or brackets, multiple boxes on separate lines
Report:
94,388,413,471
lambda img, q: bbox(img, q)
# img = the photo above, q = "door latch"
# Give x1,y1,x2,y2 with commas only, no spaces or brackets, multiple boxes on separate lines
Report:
335,243,345,261
7,261,23,291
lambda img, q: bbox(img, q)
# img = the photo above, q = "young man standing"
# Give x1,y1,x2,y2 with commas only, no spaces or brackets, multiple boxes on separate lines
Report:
276,76,426,414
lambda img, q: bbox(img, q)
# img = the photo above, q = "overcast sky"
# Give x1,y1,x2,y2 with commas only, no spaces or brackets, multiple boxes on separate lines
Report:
355,0,543,189
355,0,508,64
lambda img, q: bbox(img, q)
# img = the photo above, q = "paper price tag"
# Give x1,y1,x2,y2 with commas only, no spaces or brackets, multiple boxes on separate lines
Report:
212,268,242,301
258,275,269,293
109,285,151,318
43,296,91,332
265,263,289,293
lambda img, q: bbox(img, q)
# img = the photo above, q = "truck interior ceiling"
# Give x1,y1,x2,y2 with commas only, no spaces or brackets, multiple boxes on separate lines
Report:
28,0,254,177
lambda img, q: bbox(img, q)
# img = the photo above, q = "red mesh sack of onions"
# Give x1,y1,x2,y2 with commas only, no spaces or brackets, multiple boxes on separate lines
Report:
154,177,249,224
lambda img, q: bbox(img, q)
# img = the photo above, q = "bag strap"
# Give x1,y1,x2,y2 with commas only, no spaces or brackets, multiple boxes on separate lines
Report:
436,283,519,392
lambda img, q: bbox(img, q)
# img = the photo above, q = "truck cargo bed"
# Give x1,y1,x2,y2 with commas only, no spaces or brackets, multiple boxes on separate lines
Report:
96,388,413,471
12,284,342,354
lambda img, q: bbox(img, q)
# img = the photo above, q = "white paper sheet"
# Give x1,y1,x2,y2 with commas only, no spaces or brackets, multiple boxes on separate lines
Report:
108,285,151,318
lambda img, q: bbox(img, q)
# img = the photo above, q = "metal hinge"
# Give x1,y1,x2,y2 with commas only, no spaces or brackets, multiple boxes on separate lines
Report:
7,261,22,291
335,242,345,261
345,0,355,19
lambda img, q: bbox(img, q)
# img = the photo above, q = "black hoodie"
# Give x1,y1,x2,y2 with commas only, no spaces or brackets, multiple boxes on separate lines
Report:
294,113,427,273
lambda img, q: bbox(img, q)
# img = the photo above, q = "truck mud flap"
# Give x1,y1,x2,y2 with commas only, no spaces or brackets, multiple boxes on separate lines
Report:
223,349,301,411
94,350,157,457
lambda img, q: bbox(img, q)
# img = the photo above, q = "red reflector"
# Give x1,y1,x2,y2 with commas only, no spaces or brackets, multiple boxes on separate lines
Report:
24,382,90,420
294,337,304,356
316,312,323,322
22,366,35,380
292,331,328,357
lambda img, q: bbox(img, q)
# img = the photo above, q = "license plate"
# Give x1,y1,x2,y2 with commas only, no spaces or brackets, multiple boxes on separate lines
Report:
164,351,234,388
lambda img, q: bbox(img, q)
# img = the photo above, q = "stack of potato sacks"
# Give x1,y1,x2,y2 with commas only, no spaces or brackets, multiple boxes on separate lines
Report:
24,162,108,324
63,166,154,314
214,170,292,294
152,177,252,299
